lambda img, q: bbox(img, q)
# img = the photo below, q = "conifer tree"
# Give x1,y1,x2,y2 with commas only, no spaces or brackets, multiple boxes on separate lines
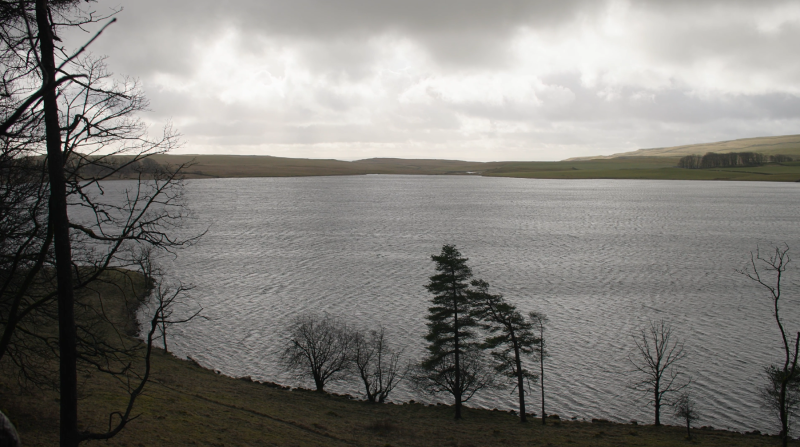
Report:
417,245,490,419
469,279,539,422
529,312,549,425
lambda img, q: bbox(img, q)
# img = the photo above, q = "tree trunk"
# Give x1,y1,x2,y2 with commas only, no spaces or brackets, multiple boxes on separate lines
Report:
779,379,788,447
453,277,461,420
35,1,79,446
160,317,168,353
314,375,324,392
513,340,526,422
540,353,546,425
653,385,661,427
686,420,691,439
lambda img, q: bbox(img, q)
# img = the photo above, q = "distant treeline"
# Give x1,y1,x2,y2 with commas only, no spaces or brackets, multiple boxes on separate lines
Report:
677,152,793,169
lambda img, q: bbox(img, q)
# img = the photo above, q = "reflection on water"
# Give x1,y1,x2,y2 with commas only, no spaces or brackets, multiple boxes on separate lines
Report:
112,176,799,433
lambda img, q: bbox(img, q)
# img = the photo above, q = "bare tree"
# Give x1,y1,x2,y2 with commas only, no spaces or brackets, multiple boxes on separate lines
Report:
469,279,539,422
77,250,195,444
628,319,688,426
134,247,203,354
352,326,406,403
529,312,548,425
762,364,800,438
0,2,199,445
738,245,798,446
0,156,52,379
282,313,356,392
673,391,699,439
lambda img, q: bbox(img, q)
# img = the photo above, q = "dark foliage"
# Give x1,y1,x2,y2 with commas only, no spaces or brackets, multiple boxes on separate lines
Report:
677,151,765,169
469,279,540,422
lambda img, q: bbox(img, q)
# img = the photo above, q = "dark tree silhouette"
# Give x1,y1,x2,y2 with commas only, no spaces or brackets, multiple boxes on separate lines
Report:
353,326,406,403
529,312,548,425
678,151,765,169
762,364,800,439
770,155,793,163
469,279,539,422
0,2,198,445
738,245,799,446
417,244,490,420
134,248,203,355
282,313,356,393
628,319,688,426
673,391,699,439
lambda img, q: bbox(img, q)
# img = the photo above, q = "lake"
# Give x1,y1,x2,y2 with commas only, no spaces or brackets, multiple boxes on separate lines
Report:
125,175,800,433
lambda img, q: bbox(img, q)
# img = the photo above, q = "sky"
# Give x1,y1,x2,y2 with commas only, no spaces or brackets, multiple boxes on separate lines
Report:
63,0,800,161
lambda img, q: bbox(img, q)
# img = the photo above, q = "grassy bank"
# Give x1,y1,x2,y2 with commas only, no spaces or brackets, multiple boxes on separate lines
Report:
146,154,800,182
482,158,800,181
566,134,800,160
1,271,794,446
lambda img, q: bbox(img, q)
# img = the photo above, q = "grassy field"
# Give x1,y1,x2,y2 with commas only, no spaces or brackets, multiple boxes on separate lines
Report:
149,154,490,178
146,134,800,182
1,271,794,446
481,158,800,181
148,153,800,182
566,134,800,160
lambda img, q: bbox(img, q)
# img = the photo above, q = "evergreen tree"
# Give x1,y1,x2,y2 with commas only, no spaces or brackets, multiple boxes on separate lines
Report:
529,312,549,425
417,244,489,419
469,279,540,422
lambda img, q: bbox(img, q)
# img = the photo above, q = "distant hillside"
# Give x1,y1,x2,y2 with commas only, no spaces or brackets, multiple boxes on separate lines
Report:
565,134,800,161
148,154,493,178
134,134,800,182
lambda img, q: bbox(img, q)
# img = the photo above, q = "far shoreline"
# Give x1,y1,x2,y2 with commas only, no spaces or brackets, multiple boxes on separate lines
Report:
139,153,800,182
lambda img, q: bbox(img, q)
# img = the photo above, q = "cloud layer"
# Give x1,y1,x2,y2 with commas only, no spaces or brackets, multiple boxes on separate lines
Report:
65,0,800,160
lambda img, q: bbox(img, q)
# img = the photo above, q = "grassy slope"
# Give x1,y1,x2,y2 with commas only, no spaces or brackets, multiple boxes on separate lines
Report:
149,135,800,182
566,134,800,160
481,158,800,181
1,272,793,446
150,154,491,178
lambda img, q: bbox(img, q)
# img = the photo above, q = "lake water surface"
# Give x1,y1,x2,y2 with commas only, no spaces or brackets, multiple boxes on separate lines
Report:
131,175,800,433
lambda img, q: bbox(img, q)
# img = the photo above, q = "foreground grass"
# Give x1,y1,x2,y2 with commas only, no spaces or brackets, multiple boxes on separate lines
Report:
1,272,795,446
4,353,793,447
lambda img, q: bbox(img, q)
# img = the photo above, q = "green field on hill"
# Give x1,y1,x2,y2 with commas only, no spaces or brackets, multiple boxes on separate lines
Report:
148,153,800,182
144,134,800,182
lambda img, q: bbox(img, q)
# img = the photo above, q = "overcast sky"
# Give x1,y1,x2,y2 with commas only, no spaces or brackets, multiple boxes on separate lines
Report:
65,0,800,161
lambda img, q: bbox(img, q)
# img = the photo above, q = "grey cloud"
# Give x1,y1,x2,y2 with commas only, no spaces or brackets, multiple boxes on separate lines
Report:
75,0,800,78
74,0,601,76
60,0,800,160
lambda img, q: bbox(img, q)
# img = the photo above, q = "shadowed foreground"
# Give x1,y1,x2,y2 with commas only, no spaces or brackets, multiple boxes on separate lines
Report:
0,273,795,446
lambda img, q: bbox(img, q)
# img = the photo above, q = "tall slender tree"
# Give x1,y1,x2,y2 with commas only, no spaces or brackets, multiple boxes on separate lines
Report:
0,2,196,445
738,245,798,446
529,312,548,425
417,244,490,419
469,279,539,422
673,391,699,439
34,2,81,443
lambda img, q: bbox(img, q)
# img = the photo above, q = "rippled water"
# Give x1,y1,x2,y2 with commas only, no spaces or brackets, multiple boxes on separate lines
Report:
102,175,800,433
